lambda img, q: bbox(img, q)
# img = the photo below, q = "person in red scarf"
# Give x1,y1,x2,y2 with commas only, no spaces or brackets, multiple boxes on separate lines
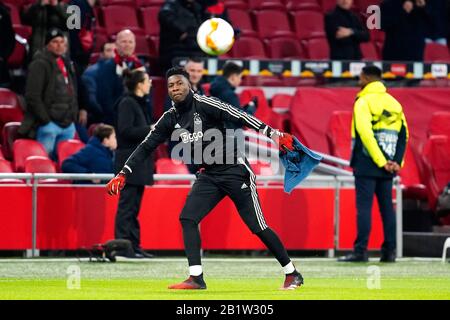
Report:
81,29,148,126
19,28,79,159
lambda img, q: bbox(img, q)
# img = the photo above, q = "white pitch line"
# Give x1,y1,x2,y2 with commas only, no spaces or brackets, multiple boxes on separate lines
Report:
0,257,444,263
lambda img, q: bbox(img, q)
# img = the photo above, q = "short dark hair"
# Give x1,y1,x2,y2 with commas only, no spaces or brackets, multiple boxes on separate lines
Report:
100,41,114,53
166,66,190,80
222,61,243,79
186,57,204,64
362,65,382,78
122,69,147,92
93,124,115,141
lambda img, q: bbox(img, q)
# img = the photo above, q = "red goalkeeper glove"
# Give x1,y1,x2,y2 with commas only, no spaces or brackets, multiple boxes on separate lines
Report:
106,172,126,196
272,130,294,152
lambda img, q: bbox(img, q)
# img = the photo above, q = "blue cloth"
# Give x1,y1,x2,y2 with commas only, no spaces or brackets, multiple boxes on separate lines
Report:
36,121,76,160
280,136,322,194
61,137,114,174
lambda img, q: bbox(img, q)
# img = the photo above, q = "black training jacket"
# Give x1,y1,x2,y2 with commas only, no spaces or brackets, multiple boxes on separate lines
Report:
121,91,274,176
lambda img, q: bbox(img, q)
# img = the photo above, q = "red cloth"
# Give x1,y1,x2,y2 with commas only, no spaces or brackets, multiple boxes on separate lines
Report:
113,49,143,69
56,57,68,84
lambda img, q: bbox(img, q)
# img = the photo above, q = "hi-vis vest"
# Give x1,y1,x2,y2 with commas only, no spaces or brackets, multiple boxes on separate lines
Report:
351,81,409,172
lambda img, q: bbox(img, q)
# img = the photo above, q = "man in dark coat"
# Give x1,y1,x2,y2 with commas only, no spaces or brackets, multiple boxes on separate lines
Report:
158,0,206,72
22,0,68,58
0,2,15,87
381,0,430,61
19,28,78,159
62,124,116,178
325,0,370,60
81,29,146,125
210,61,256,130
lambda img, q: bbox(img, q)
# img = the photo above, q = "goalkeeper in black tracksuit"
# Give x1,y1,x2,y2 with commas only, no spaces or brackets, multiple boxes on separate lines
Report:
107,67,303,290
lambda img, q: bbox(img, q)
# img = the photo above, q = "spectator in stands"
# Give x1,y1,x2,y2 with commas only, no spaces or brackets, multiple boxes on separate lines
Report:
68,0,96,75
325,0,370,60
61,124,116,180
210,61,256,129
159,0,206,72
114,69,154,258
381,0,430,61
81,29,145,125
338,66,409,263
0,2,15,87
424,0,448,45
19,28,78,159
22,0,68,58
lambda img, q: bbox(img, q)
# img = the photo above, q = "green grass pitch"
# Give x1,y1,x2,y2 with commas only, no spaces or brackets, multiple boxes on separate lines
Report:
0,258,449,300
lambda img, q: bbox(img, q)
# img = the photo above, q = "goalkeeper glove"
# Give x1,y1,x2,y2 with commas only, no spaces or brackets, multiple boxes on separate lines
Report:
106,172,126,196
271,130,294,152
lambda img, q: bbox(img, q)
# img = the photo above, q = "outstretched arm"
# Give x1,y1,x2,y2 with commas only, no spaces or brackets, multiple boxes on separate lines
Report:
107,111,172,195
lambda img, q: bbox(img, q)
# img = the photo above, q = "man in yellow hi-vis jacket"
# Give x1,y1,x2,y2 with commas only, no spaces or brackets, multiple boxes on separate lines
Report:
339,66,408,263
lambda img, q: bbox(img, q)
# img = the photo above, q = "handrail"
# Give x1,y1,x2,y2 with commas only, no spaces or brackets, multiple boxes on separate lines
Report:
0,173,351,182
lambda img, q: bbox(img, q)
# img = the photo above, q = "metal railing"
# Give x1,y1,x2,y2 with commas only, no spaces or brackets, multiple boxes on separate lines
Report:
0,172,402,259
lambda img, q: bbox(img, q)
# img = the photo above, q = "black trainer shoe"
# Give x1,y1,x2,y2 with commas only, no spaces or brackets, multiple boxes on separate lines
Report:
168,274,207,290
380,252,396,263
281,270,304,290
338,252,369,262
134,249,155,258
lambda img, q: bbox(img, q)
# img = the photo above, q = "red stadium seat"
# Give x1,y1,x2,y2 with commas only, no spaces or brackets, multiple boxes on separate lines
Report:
92,27,109,53
0,105,23,143
360,42,380,60
265,37,305,59
240,88,288,130
247,0,285,11
427,112,450,138
134,34,150,58
139,6,160,36
154,158,190,185
304,37,330,60
398,145,427,200
150,76,166,118
271,93,293,113
102,5,143,36
0,88,21,108
13,139,48,172
228,9,258,37
286,0,321,12
0,159,13,172
4,2,21,25
2,121,21,160
154,143,169,160
222,0,248,10
202,83,211,96
291,11,326,40
320,0,337,12
282,77,319,87
99,0,135,6
326,111,352,160
56,139,85,168
230,37,267,58
24,156,57,173
424,43,450,62
422,135,450,209
253,10,295,39
88,123,102,137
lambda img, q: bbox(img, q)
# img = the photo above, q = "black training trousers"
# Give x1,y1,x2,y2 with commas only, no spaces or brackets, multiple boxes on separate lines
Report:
115,184,145,252
180,158,291,267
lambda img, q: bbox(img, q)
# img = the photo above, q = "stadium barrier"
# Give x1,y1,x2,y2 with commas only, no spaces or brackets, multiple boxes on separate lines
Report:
0,173,402,258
